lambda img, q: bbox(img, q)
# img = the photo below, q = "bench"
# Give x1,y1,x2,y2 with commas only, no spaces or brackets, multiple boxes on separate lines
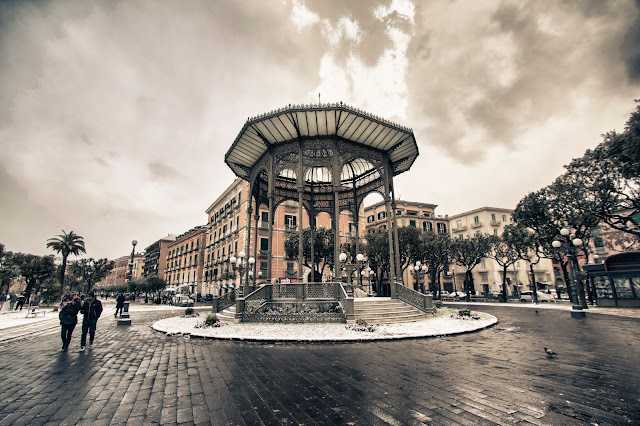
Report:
25,305,45,318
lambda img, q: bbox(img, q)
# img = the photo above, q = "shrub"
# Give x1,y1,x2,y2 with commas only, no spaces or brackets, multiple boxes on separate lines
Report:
458,309,471,317
434,300,444,309
204,314,219,327
355,319,368,327
184,307,194,316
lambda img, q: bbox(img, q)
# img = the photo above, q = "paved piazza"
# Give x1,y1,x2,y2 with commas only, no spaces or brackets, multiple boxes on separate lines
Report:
0,304,639,425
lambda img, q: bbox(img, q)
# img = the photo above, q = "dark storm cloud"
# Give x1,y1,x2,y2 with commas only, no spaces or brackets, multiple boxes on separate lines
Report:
621,0,640,82
147,162,183,182
407,0,640,164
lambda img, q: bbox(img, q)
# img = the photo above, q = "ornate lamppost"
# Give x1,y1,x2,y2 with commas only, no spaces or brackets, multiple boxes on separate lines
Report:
552,228,586,317
118,239,137,326
230,251,255,296
411,261,428,293
339,252,364,289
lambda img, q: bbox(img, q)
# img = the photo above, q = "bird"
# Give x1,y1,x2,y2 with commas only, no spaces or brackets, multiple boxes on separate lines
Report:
544,347,557,357
535,310,539,314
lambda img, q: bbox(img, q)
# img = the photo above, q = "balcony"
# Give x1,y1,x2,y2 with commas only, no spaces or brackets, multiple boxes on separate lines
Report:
258,250,269,259
259,221,269,230
490,220,501,226
452,225,467,232
471,221,483,229
284,225,297,232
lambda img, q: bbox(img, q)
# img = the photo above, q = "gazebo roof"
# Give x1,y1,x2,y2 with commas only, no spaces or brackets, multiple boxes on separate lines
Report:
225,103,418,180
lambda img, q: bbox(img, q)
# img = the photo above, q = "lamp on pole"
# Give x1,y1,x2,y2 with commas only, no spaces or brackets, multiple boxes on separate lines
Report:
339,252,364,291
411,261,428,293
118,239,137,326
230,251,256,296
552,228,586,317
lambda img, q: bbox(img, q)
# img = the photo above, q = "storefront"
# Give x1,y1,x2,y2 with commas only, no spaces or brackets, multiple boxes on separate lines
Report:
584,251,640,307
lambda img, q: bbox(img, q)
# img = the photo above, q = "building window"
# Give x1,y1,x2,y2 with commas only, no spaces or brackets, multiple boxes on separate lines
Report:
409,220,416,228
407,210,418,216
423,221,433,232
502,214,507,222
378,211,386,220
481,259,486,268
261,211,269,223
285,214,297,230
349,223,356,233
474,215,480,224
286,262,294,273
367,215,375,223
457,220,462,228
423,212,431,218
260,238,269,251
494,229,498,236
480,272,489,282
396,210,402,216
437,223,447,234
379,225,387,231
491,213,496,221
234,241,238,253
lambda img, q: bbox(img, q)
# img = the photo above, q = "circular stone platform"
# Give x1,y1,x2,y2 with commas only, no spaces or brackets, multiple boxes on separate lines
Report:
152,309,498,342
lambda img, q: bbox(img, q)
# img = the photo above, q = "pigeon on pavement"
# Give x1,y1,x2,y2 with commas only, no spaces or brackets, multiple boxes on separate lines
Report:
544,347,557,357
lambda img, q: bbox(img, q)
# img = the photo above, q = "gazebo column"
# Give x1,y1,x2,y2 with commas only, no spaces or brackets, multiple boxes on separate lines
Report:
391,188,402,284
333,145,341,283
267,156,274,283
298,189,304,281
310,184,315,283
244,182,253,296
383,162,397,297
352,178,360,256
297,141,304,282
253,210,259,289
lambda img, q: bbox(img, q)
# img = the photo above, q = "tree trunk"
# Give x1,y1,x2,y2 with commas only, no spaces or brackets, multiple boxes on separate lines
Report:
559,260,574,304
60,255,68,294
570,255,588,309
465,270,473,301
502,265,508,302
530,263,538,304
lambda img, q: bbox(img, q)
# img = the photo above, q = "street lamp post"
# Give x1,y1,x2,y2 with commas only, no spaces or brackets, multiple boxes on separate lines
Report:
339,252,364,291
230,251,256,296
118,239,137,326
411,261,428,293
552,228,586,318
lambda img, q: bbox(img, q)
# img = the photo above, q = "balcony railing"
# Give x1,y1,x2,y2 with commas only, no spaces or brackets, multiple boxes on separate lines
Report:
490,220,501,226
471,221,483,228
452,225,467,232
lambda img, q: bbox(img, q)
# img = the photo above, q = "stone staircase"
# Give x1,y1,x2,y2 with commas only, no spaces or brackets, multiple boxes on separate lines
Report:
214,298,430,324
216,305,239,323
350,297,430,324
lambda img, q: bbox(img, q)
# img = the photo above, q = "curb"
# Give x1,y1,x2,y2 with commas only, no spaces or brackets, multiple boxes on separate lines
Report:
151,314,499,343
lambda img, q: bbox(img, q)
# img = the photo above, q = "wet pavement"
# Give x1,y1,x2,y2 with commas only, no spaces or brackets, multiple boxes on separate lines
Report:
0,305,638,425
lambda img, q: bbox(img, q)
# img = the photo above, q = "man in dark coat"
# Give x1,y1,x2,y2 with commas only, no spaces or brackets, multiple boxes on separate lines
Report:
79,292,103,351
115,293,125,317
59,295,81,351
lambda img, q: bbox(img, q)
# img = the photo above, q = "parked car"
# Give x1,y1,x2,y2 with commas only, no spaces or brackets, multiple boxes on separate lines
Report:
173,294,194,307
520,291,557,303
200,294,214,302
438,291,450,298
443,292,467,300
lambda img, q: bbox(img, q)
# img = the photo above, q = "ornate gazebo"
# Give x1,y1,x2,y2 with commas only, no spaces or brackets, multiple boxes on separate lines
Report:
224,102,419,287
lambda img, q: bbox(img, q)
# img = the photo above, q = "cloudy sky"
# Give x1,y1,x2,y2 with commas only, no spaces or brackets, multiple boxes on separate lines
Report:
1,0,639,260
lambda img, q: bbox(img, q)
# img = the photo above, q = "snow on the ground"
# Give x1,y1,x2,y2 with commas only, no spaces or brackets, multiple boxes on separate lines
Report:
152,308,499,342
0,301,209,331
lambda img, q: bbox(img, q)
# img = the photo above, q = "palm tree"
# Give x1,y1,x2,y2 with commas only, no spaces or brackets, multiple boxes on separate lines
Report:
47,230,86,293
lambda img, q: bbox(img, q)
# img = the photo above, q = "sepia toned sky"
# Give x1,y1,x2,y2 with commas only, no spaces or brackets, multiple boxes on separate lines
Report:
1,0,639,259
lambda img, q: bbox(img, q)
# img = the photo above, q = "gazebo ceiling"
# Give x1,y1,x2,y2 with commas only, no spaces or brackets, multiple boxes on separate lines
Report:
225,103,419,181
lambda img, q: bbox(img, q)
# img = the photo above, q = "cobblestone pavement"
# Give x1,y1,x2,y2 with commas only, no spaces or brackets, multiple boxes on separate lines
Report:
0,305,639,425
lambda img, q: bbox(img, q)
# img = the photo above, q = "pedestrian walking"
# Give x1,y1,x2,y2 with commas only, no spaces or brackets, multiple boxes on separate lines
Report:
115,293,125,317
59,295,81,351
15,293,25,310
9,292,16,310
0,293,6,311
79,292,103,351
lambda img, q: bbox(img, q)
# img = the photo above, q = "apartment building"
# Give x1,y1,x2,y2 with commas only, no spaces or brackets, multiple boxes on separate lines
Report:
143,234,176,280
448,207,555,296
97,253,145,287
363,200,451,291
164,226,206,295
202,178,362,296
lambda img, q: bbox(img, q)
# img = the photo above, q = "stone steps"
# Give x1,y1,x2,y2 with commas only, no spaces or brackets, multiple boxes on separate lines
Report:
216,305,239,323
349,297,430,324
